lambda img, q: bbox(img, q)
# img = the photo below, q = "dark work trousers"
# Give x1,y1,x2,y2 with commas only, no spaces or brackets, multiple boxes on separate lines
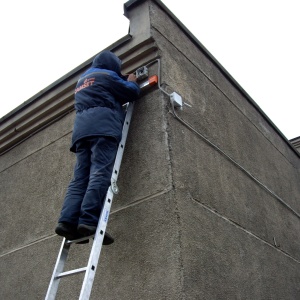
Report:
58,136,118,226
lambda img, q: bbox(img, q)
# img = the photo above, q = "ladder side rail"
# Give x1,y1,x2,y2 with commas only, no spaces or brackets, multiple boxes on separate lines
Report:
78,188,114,300
45,241,71,300
112,102,134,182
79,102,135,299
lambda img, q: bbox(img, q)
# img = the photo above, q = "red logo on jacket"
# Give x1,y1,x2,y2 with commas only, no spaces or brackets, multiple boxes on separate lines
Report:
75,78,95,94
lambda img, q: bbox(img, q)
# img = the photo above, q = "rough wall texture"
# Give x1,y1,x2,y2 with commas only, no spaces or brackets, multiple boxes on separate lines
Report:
1,1,300,299
149,1,300,299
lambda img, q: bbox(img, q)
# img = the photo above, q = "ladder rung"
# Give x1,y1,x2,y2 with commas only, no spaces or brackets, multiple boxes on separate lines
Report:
65,235,94,245
56,267,87,279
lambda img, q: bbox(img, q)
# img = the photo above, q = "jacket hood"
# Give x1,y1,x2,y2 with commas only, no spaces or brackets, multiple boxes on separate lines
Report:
92,51,122,75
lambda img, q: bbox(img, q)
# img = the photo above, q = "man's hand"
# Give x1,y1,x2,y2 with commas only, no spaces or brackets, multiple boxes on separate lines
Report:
127,73,137,82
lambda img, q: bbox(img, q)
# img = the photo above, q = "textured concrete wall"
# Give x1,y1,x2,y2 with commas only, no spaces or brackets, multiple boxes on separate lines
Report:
0,85,182,299
0,112,75,299
149,1,300,299
1,1,300,299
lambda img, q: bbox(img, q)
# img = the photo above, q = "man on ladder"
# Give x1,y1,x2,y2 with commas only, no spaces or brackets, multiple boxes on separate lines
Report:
55,50,140,244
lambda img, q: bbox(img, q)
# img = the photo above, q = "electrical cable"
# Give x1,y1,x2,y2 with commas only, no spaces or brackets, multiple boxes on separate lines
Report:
168,98,300,220
149,57,300,220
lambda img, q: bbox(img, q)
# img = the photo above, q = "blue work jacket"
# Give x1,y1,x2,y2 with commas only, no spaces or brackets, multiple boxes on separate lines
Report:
70,51,140,152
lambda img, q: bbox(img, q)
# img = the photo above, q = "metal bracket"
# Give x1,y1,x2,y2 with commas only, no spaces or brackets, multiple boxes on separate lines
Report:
135,66,148,81
111,179,119,194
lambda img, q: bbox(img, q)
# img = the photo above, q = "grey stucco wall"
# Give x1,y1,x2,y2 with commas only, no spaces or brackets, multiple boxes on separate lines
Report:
1,1,300,299
0,87,184,299
150,1,300,299
1,113,73,299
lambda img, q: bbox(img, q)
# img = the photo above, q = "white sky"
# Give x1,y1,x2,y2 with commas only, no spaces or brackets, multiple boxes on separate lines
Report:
0,0,299,139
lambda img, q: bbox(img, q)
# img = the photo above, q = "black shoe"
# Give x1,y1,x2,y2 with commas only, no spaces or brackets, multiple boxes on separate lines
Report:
55,222,89,244
77,224,114,245
55,222,77,240
103,231,114,245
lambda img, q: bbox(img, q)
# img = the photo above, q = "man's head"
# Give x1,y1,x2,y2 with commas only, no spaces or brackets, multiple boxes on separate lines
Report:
92,51,122,76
